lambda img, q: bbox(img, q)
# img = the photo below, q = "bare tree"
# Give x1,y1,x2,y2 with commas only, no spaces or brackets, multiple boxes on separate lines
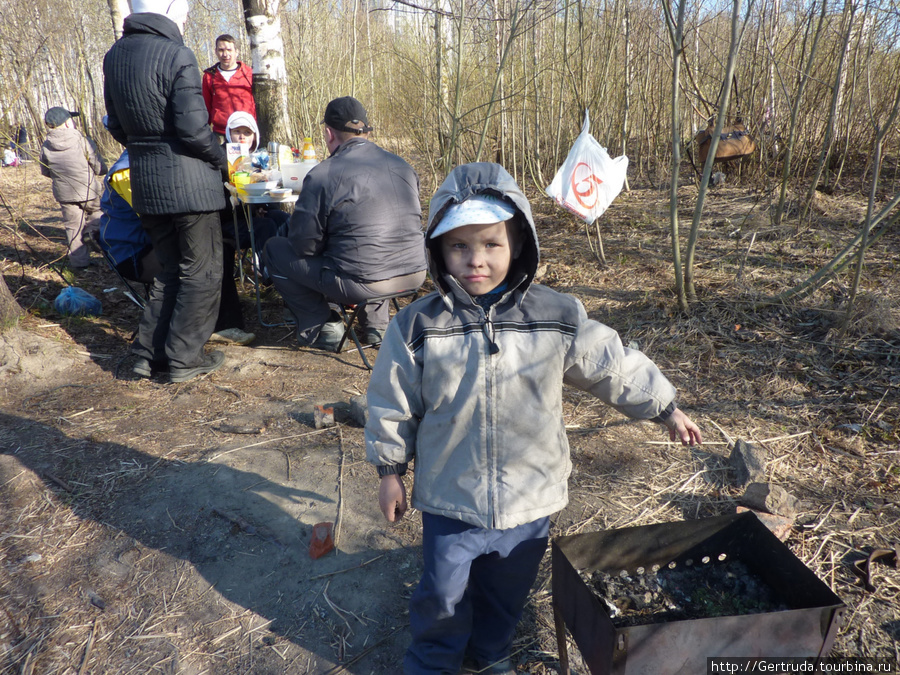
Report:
242,0,290,146
684,0,755,302
842,54,900,331
772,0,827,227
801,0,857,221
663,0,689,311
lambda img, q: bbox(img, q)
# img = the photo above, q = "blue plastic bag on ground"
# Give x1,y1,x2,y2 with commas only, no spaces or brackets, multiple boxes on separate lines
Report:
54,286,103,317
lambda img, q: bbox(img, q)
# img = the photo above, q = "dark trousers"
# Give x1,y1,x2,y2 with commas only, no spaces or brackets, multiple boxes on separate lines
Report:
134,212,223,369
117,243,243,333
216,240,245,332
404,513,549,675
263,236,424,344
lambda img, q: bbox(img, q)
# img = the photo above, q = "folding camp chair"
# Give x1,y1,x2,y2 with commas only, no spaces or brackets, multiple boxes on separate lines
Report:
336,288,421,370
87,229,148,310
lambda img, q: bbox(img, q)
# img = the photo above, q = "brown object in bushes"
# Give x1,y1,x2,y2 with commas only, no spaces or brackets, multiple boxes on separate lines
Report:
696,120,756,164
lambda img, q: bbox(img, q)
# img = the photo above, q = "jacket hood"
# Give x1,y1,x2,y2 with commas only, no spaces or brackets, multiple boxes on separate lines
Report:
122,12,184,44
43,126,83,153
129,0,188,33
426,162,539,298
225,111,260,152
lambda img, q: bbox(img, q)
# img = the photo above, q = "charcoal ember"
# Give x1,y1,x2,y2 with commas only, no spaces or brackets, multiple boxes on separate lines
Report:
582,559,789,627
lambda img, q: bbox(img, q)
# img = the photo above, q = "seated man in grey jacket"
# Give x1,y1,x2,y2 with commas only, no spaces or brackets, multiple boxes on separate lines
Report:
263,96,426,351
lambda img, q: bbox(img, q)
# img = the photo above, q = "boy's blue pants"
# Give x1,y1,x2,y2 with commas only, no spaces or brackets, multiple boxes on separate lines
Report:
404,513,550,674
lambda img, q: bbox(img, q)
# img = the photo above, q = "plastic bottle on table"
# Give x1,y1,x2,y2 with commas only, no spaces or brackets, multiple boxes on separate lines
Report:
301,138,318,163
278,144,293,169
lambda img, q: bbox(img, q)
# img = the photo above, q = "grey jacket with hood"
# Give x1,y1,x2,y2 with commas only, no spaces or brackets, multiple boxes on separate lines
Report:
365,162,678,530
40,126,106,204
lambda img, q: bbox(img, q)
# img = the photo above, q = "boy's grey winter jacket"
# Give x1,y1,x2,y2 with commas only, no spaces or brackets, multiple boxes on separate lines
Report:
103,12,226,216
366,162,678,530
40,127,105,204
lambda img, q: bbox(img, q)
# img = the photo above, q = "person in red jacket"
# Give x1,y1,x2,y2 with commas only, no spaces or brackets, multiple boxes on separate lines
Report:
202,34,256,139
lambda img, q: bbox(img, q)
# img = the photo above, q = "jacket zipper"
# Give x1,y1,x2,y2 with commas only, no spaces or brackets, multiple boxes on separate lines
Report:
481,306,498,527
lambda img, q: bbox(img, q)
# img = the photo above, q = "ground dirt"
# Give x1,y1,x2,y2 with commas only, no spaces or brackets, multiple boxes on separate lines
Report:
1,162,898,674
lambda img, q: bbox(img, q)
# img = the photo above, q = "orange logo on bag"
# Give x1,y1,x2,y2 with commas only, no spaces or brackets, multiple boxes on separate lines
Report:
571,162,604,210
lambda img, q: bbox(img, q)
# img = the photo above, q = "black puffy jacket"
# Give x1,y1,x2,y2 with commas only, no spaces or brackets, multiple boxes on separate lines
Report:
103,13,226,216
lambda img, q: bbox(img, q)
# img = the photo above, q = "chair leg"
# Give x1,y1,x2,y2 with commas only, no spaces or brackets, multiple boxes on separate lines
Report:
337,304,374,370
332,291,418,370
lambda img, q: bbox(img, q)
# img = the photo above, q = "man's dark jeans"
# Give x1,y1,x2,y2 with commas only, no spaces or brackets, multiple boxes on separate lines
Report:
133,212,223,369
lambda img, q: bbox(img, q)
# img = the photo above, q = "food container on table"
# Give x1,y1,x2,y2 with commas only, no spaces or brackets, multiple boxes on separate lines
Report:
281,161,318,192
231,172,252,189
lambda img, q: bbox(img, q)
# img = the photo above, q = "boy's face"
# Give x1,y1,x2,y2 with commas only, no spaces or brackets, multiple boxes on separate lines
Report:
440,220,521,296
231,125,255,146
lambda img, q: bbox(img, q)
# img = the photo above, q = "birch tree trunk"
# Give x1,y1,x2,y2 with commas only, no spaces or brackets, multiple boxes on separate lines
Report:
242,0,290,146
107,0,129,41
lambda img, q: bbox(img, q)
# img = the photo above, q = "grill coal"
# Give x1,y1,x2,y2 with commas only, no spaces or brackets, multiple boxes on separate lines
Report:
552,512,844,674
584,558,790,626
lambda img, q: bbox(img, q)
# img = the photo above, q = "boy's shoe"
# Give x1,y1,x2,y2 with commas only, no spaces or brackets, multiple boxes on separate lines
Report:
460,658,515,675
308,320,345,352
209,328,256,346
169,350,225,383
133,358,168,378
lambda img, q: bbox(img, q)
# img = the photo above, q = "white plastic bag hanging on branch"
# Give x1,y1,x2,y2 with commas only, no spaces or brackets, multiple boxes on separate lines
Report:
546,111,629,263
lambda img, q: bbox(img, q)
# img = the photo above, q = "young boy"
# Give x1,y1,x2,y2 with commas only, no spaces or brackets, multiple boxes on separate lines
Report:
40,107,107,269
365,162,702,675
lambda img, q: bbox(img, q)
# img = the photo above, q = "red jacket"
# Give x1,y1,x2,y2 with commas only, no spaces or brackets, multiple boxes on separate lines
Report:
202,61,256,135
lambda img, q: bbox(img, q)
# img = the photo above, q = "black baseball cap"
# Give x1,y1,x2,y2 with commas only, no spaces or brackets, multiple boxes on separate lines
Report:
321,96,372,134
45,107,80,127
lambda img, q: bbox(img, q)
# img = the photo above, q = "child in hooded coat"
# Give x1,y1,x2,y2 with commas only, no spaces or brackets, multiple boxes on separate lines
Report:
366,162,702,674
40,107,107,268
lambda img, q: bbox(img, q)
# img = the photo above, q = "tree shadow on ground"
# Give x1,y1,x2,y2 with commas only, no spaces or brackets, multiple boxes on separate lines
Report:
0,412,414,674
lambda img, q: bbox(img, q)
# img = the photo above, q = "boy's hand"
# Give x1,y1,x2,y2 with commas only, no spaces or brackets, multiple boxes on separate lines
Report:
379,474,408,522
664,408,703,446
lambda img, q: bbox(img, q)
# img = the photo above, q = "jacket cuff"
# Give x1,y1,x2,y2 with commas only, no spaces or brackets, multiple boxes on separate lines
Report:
651,401,676,424
377,463,408,477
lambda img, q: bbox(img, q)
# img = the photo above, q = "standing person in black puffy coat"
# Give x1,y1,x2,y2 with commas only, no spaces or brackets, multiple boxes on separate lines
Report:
103,0,229,384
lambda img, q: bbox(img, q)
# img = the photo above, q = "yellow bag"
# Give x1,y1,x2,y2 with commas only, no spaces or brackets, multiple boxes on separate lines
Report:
109,167,133,207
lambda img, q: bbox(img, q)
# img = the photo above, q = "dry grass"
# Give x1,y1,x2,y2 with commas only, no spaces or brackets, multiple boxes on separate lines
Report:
2,163,899,673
